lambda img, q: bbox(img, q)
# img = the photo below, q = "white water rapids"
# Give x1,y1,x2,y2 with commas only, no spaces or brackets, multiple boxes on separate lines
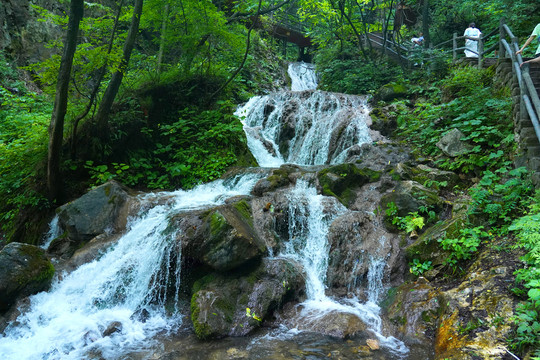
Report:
0,175,263,359
0,63,409,359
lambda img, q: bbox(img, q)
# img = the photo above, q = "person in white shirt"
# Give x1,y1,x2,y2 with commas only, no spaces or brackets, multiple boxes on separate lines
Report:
464,23,482,58
516,23,540,66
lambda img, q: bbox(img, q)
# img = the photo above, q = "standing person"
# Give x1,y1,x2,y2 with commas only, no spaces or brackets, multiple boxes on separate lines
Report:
516,23,540,65
464,23,482,57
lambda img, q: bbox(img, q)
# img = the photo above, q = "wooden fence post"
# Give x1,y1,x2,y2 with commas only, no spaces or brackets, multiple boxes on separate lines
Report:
453,33,457,62
478,34,484,69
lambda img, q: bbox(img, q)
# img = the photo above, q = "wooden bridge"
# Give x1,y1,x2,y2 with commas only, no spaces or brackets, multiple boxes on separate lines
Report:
365,23,540,184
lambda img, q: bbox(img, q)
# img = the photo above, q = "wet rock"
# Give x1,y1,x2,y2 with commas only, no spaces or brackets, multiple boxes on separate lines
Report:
190,258,304,339
369,102,408,136
52,181,134,258
436,128,472,157
327,211,404,297
102,321,123,337
366,339,379,350
83,330,100,345
384,281,443,346
276,304,367,339
434,246,520,359
393,163,460,189
171,197,266,273
252,165,300,196
0,243,55,311
317,164,381,207
130,308,150,323
380,180,445,232
405,198,470,278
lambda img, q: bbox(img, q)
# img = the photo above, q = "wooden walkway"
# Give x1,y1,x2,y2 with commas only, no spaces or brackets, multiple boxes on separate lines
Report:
365,25,540,184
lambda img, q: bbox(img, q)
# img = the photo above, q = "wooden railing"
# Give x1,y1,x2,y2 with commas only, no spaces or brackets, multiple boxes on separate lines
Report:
498,22,540,146
366,21,540,164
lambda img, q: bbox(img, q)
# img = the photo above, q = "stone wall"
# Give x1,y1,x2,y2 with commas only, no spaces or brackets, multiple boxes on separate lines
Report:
494,58,540,185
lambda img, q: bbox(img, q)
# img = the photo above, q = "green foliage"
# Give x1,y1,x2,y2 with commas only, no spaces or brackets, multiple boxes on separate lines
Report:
397,67,514,175
0,55,51,236
314,44,403,94
409,258,433,276
438,226,488,268
469,167,532,227
509,192,540,355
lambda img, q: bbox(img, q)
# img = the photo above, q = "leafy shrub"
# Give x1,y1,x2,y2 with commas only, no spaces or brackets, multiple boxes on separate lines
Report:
314,45,403,95
509,191,540,356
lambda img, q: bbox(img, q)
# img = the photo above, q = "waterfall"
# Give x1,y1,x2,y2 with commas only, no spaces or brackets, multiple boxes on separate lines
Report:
279,180,409,356
2,62,409,358
41,215,60,250
236,63,372,167
288,62,318,91
0,174,262,360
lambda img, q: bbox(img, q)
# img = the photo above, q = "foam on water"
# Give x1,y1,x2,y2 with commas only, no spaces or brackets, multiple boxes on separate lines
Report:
0,174,262,360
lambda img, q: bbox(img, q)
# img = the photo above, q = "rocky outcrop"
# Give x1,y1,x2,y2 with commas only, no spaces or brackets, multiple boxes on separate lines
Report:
1,0,64,65
327,211,404,297
190,258,305,339
317,164,381,207
50,181,134,258
384,239,523,359
0,242,54,311
173,198,266,272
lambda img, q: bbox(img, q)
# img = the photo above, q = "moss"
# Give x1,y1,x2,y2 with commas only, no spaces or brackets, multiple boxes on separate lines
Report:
317,164,381,206
15,245,55,285
232,200,253,227
190,293,213,339
192,274,216,294
214,298,235,323
208,211,229,238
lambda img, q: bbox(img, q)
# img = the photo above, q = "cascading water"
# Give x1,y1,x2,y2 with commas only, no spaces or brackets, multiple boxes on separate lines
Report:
0,174,262,360
288,62,318,91
278,179,408,356
236,63,372,167
1,62,411,359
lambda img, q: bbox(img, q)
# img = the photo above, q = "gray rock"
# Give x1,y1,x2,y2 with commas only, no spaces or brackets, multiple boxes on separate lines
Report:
436,128,472,157
0,242,54,311
174,198,266,272
190,258,305,339
102,321,123,337
52,181,133,257
327,211,404,298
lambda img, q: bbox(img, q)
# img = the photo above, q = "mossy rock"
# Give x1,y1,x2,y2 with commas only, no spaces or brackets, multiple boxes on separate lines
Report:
252,165,299,196
372,82,409,102
317,164,381,207
0,242,55,311
380,180,445,232
190,258,304,339
406,200,470,275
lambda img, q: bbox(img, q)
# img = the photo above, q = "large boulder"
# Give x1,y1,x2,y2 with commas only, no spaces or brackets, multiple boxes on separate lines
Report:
433,244,521,359
51,181,133,257
327,211,404,298
384,279,443,346
0,242,54,311
174,198,267,272
380,180,445,232
190,258,305,339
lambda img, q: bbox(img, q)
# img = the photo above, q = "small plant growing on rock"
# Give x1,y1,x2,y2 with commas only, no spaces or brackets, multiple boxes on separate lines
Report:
409,259,433,276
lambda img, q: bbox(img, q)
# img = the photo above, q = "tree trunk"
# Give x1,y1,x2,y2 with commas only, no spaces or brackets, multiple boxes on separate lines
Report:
95,0,143,130
47,0,84,202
